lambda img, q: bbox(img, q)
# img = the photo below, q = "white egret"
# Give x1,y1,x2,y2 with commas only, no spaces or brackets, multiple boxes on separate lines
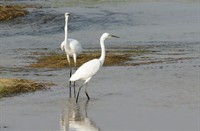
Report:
70,33,119,102
60,13,83,97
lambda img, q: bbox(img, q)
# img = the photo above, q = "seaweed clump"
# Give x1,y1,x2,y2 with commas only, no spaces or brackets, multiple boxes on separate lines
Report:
29,46,152,68
29,51,133,68
0,78,50,98
0,5,28,21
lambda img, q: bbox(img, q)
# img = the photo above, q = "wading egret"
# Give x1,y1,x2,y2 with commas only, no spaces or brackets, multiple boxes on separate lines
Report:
70,33,119,102
60,13,83,97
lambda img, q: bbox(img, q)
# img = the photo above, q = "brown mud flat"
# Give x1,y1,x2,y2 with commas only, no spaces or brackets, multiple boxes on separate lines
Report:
0,78,54,98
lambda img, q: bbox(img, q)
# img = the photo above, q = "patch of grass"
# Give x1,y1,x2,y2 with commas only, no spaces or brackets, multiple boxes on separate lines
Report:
29,48,150,68
0,78,53,98
0,5,28,21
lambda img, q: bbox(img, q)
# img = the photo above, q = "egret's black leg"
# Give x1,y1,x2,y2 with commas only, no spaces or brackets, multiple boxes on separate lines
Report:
69,68,72,98
73,66,77,97
69,67,72,77
69,86,72,98
85,83,90,100
73,83,76,98
85,92,90,100
73,81,76,88
73,78,76,98
76,84,84,103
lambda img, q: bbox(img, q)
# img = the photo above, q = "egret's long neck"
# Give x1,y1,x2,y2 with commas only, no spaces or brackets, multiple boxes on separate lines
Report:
64,17,69,43
99,37,106,66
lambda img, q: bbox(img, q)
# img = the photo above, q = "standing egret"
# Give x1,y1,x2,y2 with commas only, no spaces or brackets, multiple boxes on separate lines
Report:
60,13,83,97
70,33,119,102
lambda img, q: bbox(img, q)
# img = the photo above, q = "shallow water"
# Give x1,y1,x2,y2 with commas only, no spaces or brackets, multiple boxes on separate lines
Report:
1,61,199,130
0,0,200,131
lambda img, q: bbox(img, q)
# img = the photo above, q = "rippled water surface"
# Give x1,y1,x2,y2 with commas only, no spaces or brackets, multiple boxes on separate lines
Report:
0,0,199,131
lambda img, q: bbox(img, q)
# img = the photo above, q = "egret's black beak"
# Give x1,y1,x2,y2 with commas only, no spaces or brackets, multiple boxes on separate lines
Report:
110,35,120,38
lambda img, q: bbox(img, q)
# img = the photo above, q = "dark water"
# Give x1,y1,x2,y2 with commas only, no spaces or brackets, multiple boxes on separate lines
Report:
0,0,199,131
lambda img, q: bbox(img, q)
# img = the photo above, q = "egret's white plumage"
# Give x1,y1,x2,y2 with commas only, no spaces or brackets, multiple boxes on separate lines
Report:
61,13,83,97
70,59,101,84
61,12,83,68
70,33,119,102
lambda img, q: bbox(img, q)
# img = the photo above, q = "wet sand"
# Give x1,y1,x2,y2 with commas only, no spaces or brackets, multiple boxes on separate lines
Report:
0,0,199,131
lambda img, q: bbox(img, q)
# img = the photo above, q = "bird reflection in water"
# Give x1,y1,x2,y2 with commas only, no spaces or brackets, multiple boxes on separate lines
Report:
60,99,100,131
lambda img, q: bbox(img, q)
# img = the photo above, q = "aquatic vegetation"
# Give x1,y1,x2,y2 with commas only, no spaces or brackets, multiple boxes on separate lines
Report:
29,48,150,68
0,78,53,98
0,5,28,21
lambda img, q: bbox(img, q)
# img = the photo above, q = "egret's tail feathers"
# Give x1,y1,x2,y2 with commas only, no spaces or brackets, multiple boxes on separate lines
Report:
69,74,78,82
